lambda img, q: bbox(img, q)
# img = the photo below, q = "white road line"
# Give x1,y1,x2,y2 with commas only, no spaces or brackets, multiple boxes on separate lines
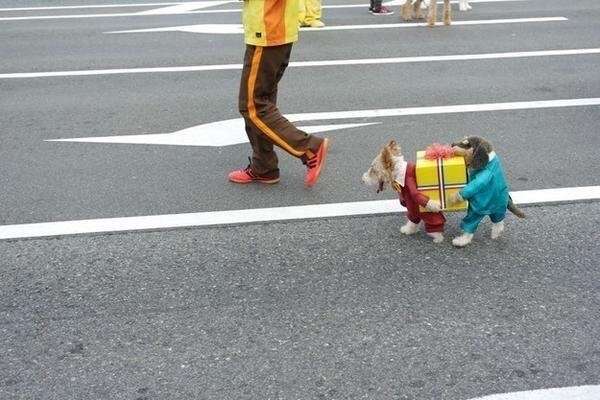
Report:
0,2,236,20
468,385,600,400
0,0,525,15
0,2,185,11
3,48,598,80
1,186,599,240
285,98,600,122
107,17,568,34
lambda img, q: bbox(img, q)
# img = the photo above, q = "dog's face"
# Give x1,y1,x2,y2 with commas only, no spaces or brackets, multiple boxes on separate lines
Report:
362,140,403,192
451,136,493,170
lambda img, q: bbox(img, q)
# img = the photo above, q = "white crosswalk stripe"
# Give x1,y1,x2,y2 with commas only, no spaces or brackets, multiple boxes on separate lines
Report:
1,186,598,240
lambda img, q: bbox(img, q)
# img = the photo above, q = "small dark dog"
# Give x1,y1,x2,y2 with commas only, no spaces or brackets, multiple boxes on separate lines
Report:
448,136,525,247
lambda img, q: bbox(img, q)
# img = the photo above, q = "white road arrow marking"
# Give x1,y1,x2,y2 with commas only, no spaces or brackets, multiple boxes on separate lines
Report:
107,17,568,34
0,0,528,12
47,123,379,147
46,98,600,147
0,0,526,12
0,1,237,21
0,0,527,19
4,48,600,80
384,0,525,4
136,1,234,15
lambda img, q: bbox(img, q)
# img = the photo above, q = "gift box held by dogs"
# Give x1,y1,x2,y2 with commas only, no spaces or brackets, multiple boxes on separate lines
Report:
416,150,468,212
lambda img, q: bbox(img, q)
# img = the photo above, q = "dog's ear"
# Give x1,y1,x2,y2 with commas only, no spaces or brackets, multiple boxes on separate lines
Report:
381,145,395,174
381,146,395,182
471,142,490,170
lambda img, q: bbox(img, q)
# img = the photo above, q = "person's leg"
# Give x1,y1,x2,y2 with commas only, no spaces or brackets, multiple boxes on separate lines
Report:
298,0,307,25
305,0,323,25
236,45,279,179
237,44,328,185
371,0,382,11
249,44,323,157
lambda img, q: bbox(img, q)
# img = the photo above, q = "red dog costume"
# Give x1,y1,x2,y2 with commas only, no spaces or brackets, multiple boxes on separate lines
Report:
394,162,446,233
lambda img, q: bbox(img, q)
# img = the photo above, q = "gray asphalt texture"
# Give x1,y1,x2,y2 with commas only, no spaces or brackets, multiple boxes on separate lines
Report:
1,0,600,399
2,204,600,399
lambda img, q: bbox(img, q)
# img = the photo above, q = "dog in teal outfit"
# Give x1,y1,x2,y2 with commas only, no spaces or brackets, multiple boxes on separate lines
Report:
449,137,525,247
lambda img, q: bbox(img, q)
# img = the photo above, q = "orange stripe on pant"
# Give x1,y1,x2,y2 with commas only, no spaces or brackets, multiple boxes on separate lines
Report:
247,46,306,158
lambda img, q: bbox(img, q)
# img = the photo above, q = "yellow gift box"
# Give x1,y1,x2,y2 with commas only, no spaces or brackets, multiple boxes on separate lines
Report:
416,151,468,212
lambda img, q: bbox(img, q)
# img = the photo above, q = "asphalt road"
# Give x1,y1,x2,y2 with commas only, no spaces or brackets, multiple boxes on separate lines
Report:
1,0,599,399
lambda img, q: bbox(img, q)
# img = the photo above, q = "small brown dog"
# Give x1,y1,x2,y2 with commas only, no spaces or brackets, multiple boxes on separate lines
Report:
401,0,452,27
362,140,446,243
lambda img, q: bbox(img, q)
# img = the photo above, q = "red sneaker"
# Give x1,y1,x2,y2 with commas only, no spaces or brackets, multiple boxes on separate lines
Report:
228,163,280,184
304,138,330,187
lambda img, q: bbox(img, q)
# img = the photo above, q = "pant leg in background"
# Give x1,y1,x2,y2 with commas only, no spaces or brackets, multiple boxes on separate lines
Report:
299,0,323,25
370,0,382,11
238,44,323,177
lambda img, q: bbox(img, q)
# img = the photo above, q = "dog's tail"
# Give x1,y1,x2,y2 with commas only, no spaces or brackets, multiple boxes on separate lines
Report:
508,196,526,219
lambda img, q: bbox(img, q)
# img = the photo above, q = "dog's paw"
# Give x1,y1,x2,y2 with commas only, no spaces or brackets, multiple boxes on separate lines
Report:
425,200,441,213
400,221,419,235
427,232,444,243
491,221,505,239
452,233,473,247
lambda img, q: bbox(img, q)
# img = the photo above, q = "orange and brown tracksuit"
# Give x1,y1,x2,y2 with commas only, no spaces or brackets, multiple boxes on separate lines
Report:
240,0,323,178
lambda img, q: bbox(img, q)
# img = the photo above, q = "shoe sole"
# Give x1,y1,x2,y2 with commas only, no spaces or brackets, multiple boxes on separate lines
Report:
229,177,280,184
305,138,329,188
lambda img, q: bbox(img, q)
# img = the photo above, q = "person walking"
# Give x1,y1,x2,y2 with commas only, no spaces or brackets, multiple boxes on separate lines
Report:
229,0,330,187
299,0,325,28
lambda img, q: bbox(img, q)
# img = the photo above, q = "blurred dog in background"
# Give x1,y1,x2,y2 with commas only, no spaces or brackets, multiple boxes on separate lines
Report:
401,0,472,27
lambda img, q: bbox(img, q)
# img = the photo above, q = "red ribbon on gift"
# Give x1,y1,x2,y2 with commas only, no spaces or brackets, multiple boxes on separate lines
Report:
424,143,455,160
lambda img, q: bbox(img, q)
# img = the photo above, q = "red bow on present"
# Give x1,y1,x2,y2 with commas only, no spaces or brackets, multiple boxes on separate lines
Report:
424,143,455,160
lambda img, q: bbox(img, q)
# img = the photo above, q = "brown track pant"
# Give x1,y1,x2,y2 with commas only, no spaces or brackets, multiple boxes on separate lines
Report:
239,43,323,178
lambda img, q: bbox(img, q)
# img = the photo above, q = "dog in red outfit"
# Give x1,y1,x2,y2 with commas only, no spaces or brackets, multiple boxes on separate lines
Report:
362,140,446,243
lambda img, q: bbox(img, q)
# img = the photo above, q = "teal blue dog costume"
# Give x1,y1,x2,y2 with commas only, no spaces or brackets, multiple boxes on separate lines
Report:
459,152,509,233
